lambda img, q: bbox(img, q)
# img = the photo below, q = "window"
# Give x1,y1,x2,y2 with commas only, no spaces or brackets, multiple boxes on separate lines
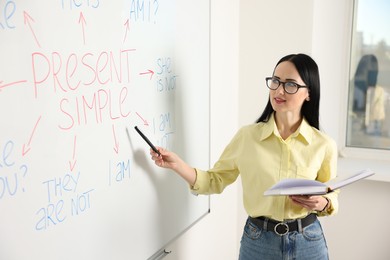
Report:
345,0,390,155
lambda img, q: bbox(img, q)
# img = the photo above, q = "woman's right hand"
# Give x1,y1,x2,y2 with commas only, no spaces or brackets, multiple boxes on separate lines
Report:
150,147,178,170
150,147,197,186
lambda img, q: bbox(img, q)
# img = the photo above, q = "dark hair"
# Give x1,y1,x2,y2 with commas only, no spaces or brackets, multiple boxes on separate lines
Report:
256,53,321,130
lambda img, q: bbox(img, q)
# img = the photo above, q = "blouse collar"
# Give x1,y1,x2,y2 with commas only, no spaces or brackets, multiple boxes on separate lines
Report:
258,113,313,144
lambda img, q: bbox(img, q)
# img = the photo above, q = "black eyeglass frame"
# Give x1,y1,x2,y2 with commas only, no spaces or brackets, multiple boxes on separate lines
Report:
265,77,309,94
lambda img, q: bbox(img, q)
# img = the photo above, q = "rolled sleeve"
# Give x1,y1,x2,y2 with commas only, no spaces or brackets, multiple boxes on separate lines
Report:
318,191,339,216
190,168,237,195
190,169,209,194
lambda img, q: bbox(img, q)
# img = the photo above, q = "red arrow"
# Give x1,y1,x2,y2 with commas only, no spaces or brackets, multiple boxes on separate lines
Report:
69,135,77,171
0,80,27,92
112,125,119,154
123,19,130,43
135,112,149,126
139,70,154,80
23,11,41,48
78,12,87,45
22,116,42,156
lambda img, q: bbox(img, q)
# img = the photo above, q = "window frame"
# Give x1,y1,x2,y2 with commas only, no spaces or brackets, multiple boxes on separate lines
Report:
339,0,390,161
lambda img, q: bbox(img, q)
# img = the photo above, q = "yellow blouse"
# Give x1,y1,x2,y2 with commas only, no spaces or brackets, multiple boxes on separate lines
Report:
192,114,338,221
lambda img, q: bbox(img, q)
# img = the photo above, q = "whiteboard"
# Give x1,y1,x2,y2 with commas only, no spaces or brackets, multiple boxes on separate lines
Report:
0,0,210,259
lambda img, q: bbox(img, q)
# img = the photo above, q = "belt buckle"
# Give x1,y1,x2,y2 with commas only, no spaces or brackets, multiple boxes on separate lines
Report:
274,222,289,236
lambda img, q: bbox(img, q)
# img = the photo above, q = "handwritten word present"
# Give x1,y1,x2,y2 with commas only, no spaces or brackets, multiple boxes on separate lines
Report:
32,49,135,99
0,140,29,199
0,0,16,30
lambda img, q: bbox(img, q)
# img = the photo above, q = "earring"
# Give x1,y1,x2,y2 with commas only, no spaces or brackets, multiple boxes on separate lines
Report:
306,97,310,101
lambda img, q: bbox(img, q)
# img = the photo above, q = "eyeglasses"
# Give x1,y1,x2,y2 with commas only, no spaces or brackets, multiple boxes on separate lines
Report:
265,77,308,94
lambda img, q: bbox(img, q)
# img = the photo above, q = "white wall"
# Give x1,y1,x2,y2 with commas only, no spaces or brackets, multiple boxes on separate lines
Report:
239,0,314,125
166,1,390,259
165,0,240,259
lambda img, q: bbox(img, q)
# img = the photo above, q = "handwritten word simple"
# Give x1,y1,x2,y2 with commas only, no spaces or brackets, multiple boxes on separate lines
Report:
42,172,80,203
0,0,16,30
0,140,29,199
32,49,135,99
58,86,131,130
129,0,159,23
108,159,131,186
61,0,100,10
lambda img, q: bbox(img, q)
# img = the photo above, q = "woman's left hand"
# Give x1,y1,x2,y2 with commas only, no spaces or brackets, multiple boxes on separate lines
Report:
289,195,328,211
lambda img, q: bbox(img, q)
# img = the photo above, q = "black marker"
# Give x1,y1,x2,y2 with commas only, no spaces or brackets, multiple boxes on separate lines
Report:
134,126,161,156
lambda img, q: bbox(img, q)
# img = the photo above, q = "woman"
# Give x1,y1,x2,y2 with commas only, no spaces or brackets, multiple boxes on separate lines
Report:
150,53,338,259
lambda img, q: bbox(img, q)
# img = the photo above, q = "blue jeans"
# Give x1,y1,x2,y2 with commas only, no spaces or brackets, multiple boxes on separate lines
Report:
239,217,329,260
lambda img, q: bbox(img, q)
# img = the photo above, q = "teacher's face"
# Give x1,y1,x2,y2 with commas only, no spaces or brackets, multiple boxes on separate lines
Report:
269,61,309,116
